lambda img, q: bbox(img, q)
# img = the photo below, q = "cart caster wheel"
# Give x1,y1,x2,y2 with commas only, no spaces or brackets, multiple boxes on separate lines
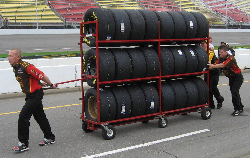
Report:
158,117,168,128
102,125,116,140
82,120,93,133
201,107,212,120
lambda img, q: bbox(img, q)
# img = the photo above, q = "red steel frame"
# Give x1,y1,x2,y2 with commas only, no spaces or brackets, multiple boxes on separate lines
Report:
79,20,210,131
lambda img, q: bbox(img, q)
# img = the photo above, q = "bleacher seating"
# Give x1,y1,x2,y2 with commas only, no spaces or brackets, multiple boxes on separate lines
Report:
1,0,250,28
97,0,142,9
174,0,224,25
48,0,99,23
203,0,250,23
0,0,63,28
138,0,179,11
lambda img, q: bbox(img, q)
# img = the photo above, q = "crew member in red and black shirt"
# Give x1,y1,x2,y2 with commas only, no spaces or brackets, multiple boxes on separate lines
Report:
208,45,244,116
8,49,57,152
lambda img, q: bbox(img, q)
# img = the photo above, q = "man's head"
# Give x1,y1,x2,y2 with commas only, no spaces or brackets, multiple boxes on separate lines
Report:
200,40,207,50
209,37,212,43
218,45,228,59
8,49,21,66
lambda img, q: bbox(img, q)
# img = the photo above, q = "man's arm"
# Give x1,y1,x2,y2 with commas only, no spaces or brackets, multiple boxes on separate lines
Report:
41,74,57,88
208,63,225,69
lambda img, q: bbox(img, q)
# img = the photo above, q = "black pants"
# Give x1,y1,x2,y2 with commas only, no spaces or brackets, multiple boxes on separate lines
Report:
205,70,224,105
229,73,244,110
18,89,55,146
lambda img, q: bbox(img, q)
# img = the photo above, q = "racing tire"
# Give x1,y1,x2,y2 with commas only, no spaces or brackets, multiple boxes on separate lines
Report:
84,49,115,87
179,11,198,39
111,49,132,80
138,10,159,39
190,12,208,38
154,11,174,39
125,85,146,117
139,47,159,77
191,77,209,105
125,48,146,79
181,46,198,73
110,86,132,119
168,80,187,110
160,47,175,76
83,8,115,47
124,9,145,40
167,11,186,39
169,46,186,74
139,83,159,114
161,82,175,111
109,9,131,40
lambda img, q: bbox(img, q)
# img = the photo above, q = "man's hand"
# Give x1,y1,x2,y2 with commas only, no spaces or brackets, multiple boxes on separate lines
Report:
207,64,213,70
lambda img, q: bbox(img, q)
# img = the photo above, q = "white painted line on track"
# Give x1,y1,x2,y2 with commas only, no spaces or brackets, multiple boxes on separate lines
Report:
33,49,43,51
82,129,210,158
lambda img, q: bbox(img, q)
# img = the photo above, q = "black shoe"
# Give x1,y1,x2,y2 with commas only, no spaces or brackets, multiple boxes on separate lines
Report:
209,105,215,109
231,110,244,116
217,97,224,109
13,142,29,152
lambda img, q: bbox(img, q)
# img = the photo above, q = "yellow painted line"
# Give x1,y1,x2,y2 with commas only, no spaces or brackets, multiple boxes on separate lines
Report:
0,103,81,116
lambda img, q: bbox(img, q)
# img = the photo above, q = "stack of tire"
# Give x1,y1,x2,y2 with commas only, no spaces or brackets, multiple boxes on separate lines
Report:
83,8,209,122
85,77,208,122
83,8,208,47
84,45,208,86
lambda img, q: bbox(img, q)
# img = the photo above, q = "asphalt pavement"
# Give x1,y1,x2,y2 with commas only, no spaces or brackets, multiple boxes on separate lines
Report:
0,32,250,55
0,72,250,158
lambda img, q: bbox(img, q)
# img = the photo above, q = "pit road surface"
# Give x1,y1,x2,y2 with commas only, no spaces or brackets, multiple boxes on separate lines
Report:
0,72,250,158
0,32,249,54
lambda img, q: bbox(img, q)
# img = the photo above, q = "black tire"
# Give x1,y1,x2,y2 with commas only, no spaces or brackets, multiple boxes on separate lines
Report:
125,48,146,79
125,85,146,117
139,83,159,114
84,88,110,122
158,117,168,128
191,77,209,105
139,47,159,77
138,10,159,39
110,86,132,119
111,48,132,80
109,9,131,40
102,125,116,140
124,9,145,40
181,46,198,73
190,12,208,38
180,79,199,107
169,46,186,74
167,11,186,39
179,11,198,39
160,47,174,76
83,8,115,47
168,80,187,110
201,107,212,120
191,45,208,72
82,120,93,133
161,82,175,111
84,49,115,87
102,87,117,121
154,11,174,39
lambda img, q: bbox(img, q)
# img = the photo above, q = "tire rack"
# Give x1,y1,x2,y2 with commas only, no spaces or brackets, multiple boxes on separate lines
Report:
80,20,211,139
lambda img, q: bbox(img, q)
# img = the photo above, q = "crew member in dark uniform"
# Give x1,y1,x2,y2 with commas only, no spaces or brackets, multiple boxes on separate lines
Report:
8,49,57,152
201,41,224,109
208,45,244,116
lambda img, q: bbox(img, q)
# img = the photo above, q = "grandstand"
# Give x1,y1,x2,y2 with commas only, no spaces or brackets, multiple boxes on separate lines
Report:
203,0,250,24
0,0,64,28
0,0,250,29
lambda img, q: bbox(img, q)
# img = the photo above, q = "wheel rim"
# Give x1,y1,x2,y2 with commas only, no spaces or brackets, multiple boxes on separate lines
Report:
206,111,211,117
107,129,113,137
162,119,167,127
